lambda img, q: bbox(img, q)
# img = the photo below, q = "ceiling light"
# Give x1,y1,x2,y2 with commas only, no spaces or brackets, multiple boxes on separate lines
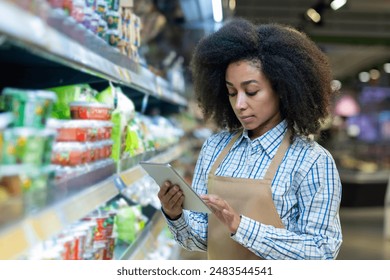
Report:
384,63,390,73
306,8,321,23
212,0,223,23
369,69,381,80
229,0,236,10
335,94,360,117
330,0,347,11
358,72,370,83
331,80,342,91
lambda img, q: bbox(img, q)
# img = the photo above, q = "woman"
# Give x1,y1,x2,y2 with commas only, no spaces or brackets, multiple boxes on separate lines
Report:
158,18,342,260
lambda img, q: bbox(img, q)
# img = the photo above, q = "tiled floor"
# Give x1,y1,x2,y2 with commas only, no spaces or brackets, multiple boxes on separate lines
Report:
177,206,390,260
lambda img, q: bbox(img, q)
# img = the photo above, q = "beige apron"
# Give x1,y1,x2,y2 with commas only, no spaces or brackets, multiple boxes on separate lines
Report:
207,130,290,260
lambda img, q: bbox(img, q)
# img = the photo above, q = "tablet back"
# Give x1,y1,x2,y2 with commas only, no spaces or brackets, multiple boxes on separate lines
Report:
139,162,211,213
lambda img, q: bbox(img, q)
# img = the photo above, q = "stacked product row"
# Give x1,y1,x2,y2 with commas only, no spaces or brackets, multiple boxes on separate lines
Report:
0,88,58,224
25,200,147,260
0,83,184,227
47,0,142,61
47,86,115,180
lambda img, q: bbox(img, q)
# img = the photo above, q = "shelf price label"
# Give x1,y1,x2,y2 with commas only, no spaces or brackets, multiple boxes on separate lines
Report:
156,84,163,97
122,69,132,83
30,211,63,241
0,226,29,259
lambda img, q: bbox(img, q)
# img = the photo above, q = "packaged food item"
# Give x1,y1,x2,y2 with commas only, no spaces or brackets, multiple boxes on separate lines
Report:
70,101,113,120
0,112,13,164
115,205,145,244
106,10,120,29
2,88,57,128
1,128,46,166
106,29,120,46
51,142,89,166
71,0,85,23
0,166,51,215
101,139,113,158
86,141,102,162
97,17,108,38
0,166,23,196
98,121,113,140
48,119,99,142
82,7,93,30
49,84,97,119
0,186,23,227
90,12,100,34
82,214,110,242
41,129,58,166
103,236,115,260
96,0,108,17
0,166,24,226
20,168,51,212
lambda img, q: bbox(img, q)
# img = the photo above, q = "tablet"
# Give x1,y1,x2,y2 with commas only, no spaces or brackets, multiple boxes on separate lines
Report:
139,161,211,213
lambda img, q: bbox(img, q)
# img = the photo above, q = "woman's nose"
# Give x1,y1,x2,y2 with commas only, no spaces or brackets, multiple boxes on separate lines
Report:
235,92,248,110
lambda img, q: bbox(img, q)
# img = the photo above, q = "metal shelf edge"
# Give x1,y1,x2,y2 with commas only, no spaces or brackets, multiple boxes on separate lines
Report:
0,1,187,107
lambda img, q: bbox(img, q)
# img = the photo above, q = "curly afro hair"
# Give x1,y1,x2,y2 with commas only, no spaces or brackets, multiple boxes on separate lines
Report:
190,18,335,139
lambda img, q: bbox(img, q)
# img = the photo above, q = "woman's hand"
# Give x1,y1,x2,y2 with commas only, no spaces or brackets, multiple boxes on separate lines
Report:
201,194,241,234
158,180,184,220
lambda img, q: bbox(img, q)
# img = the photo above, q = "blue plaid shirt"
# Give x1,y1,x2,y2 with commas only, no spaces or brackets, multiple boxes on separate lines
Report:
165,120,343,259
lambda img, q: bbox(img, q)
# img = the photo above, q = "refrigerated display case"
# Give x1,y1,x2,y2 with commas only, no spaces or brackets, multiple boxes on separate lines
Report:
0,0,188,260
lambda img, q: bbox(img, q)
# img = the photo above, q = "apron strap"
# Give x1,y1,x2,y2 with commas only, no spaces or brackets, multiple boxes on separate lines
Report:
263,129,291,181
209,128,291,181
209,130,242,175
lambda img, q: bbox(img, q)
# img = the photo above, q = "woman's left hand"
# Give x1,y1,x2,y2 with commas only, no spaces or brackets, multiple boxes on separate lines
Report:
201,194,241,234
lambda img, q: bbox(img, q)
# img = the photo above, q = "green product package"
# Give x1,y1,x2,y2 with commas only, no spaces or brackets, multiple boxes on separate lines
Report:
110,109,122,162
49,84,97,119
1,88,57,128
115,206,138,244
95,86,115,107
1,128,46,166
125,126,140,157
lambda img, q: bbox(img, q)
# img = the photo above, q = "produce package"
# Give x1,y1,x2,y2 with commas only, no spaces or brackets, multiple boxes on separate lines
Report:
49,84,97,119
1,88,57,128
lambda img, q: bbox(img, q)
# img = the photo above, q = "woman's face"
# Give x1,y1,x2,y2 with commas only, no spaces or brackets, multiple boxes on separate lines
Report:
226,60,282,139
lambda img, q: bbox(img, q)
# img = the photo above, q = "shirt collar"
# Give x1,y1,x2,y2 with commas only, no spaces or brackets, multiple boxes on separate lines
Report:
233,120,288,158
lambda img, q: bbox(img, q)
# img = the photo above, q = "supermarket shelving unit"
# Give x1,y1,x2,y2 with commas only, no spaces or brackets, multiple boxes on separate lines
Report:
0,1,188,260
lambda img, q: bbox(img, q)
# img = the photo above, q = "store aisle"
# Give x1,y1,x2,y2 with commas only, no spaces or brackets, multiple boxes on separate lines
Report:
337,206,390,260
176,206,390,260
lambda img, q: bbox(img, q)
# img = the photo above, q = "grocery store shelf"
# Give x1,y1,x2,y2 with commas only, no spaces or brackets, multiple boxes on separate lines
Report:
0,141,188,259
0,174,118,259
0,2,190,259
0,1,187,107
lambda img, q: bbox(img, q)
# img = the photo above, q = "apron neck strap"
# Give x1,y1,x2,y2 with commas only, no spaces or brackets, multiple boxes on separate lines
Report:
263,129,291,181
210,130,242,174
210,129,291,180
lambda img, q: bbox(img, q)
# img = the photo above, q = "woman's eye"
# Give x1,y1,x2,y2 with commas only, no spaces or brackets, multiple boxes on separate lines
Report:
227,92,237,97
246,91,258,96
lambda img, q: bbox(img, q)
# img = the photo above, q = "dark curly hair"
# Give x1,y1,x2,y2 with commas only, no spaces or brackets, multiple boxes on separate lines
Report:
190,18,334,139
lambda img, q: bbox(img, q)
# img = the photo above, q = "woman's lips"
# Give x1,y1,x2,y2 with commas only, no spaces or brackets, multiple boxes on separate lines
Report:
240,115,255,123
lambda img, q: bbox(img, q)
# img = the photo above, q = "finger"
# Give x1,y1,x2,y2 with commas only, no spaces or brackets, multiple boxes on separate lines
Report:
161,184,182,208
168,190,184,207
159,180,172,195
221,208,235,222
166,184,181,198
205,198,227,213
158,181,171,200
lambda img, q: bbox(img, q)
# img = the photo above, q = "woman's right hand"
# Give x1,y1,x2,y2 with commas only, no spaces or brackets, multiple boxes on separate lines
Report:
157,180,184,220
